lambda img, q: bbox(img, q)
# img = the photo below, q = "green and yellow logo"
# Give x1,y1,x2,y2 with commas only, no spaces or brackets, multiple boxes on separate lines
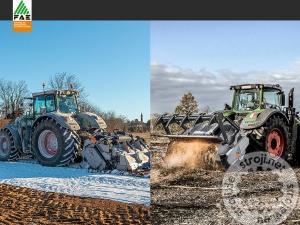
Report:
14,0,31,20
14,0,30,15
13,0,32,32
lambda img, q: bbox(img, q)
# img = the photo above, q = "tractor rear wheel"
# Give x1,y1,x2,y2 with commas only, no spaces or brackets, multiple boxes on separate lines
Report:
264,116,289,160
0,128,19,161
32,119,79,166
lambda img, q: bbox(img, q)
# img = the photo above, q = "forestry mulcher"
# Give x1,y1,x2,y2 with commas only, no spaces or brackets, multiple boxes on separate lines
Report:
155,84,300,169
0,89,149,171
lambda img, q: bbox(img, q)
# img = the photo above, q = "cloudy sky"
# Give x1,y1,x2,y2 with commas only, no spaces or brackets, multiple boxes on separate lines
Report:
151,21,300,114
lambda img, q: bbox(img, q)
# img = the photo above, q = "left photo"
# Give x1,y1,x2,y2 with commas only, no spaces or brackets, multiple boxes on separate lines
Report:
0,21,150,224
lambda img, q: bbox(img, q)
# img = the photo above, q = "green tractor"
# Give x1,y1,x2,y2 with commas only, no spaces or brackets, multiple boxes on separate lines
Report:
156,84,300,169
0,89,108,166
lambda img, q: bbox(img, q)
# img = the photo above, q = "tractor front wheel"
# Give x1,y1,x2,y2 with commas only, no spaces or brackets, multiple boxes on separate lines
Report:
32,119,78,166
265,116,289,160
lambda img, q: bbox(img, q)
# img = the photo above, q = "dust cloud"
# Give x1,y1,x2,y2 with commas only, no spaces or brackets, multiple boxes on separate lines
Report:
163,139,220,170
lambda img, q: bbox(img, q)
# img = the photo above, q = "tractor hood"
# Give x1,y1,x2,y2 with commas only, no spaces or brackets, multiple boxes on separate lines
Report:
239,109,279,130
220,109,262,129
239,110,262,129
75,112,107,130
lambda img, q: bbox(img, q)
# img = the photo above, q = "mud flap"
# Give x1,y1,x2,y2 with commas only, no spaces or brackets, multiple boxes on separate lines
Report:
217,133,249,168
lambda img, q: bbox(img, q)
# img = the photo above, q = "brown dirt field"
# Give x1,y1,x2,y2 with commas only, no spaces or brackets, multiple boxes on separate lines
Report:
0,184,150,225
151,136,300,225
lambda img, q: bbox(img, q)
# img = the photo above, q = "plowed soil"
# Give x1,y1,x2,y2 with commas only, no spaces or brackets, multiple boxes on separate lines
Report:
151,136,300,225
0,184,150,225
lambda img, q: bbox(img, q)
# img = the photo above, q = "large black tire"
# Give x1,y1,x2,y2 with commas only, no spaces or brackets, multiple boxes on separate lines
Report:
32,118,79,166
264,116,290,161
0,128,19,161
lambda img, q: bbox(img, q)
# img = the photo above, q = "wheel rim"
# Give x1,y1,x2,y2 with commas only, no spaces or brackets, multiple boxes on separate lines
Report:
0,135,9,157
267,128,284,157
38,130,58,158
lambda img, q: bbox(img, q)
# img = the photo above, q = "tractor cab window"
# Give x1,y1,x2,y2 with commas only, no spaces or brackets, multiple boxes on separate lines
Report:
34,95,56,115
234,89,260,111
46,95,55,112
57,94,77,114
34,96,45,115
263,89,280,107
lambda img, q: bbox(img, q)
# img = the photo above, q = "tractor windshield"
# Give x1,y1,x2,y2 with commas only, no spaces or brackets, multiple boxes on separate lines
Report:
57,94,78,114
234,89,260,111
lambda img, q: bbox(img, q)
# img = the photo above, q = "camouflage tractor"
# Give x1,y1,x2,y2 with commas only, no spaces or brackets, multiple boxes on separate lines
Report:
156,84,300,169
0,89,149,169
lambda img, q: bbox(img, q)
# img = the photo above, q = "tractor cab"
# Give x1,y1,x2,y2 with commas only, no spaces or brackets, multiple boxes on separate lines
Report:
230,84,285,113
32,90,79,117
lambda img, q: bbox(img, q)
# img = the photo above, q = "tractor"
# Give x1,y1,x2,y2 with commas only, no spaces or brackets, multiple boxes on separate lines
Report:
0,89,150,170
155,84,300,169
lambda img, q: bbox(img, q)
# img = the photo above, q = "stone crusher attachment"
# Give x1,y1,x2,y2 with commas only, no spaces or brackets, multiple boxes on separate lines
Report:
155,112,249,169
82,130,150,172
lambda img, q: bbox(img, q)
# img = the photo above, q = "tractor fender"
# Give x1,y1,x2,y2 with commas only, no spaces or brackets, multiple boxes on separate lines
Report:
2,124,22,151
32,113,80,131
240,109,288,130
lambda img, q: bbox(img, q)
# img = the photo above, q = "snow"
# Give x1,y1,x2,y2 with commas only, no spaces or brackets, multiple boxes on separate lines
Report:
0,162,150,205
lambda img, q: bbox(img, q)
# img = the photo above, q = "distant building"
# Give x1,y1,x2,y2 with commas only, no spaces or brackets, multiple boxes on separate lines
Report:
127,113,149,132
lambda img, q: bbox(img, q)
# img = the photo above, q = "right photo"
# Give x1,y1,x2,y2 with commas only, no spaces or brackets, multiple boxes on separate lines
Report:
151,21,300,225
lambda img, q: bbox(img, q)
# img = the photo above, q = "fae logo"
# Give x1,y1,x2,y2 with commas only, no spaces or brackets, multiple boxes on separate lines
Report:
13,0,32,32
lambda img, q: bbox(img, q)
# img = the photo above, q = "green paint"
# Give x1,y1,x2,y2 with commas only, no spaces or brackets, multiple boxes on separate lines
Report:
14,1,23,14
14,1,30,15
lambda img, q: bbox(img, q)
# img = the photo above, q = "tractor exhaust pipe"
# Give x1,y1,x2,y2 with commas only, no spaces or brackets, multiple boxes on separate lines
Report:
288,88,296,124
289,88,294,109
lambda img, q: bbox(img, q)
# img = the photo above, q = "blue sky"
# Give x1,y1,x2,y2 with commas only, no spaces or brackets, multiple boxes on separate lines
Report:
151,21,300,113
0,21,150,121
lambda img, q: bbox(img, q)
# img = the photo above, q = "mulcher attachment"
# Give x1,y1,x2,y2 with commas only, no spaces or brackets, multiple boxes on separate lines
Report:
155,112,249,169
82,130,150,172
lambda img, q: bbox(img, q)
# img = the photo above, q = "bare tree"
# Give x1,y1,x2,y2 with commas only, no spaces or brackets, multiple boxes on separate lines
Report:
175,92,199,114
80,100,103,115
0,79,29,118
100,111,128,132
48,72,91,113
48,72,87,99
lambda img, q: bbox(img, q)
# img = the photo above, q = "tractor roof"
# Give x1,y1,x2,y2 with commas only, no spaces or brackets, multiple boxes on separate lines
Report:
230,84,282,91
32,89,79,97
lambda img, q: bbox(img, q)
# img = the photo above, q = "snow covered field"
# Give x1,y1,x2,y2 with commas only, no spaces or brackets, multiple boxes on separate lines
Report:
0,162,150,205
